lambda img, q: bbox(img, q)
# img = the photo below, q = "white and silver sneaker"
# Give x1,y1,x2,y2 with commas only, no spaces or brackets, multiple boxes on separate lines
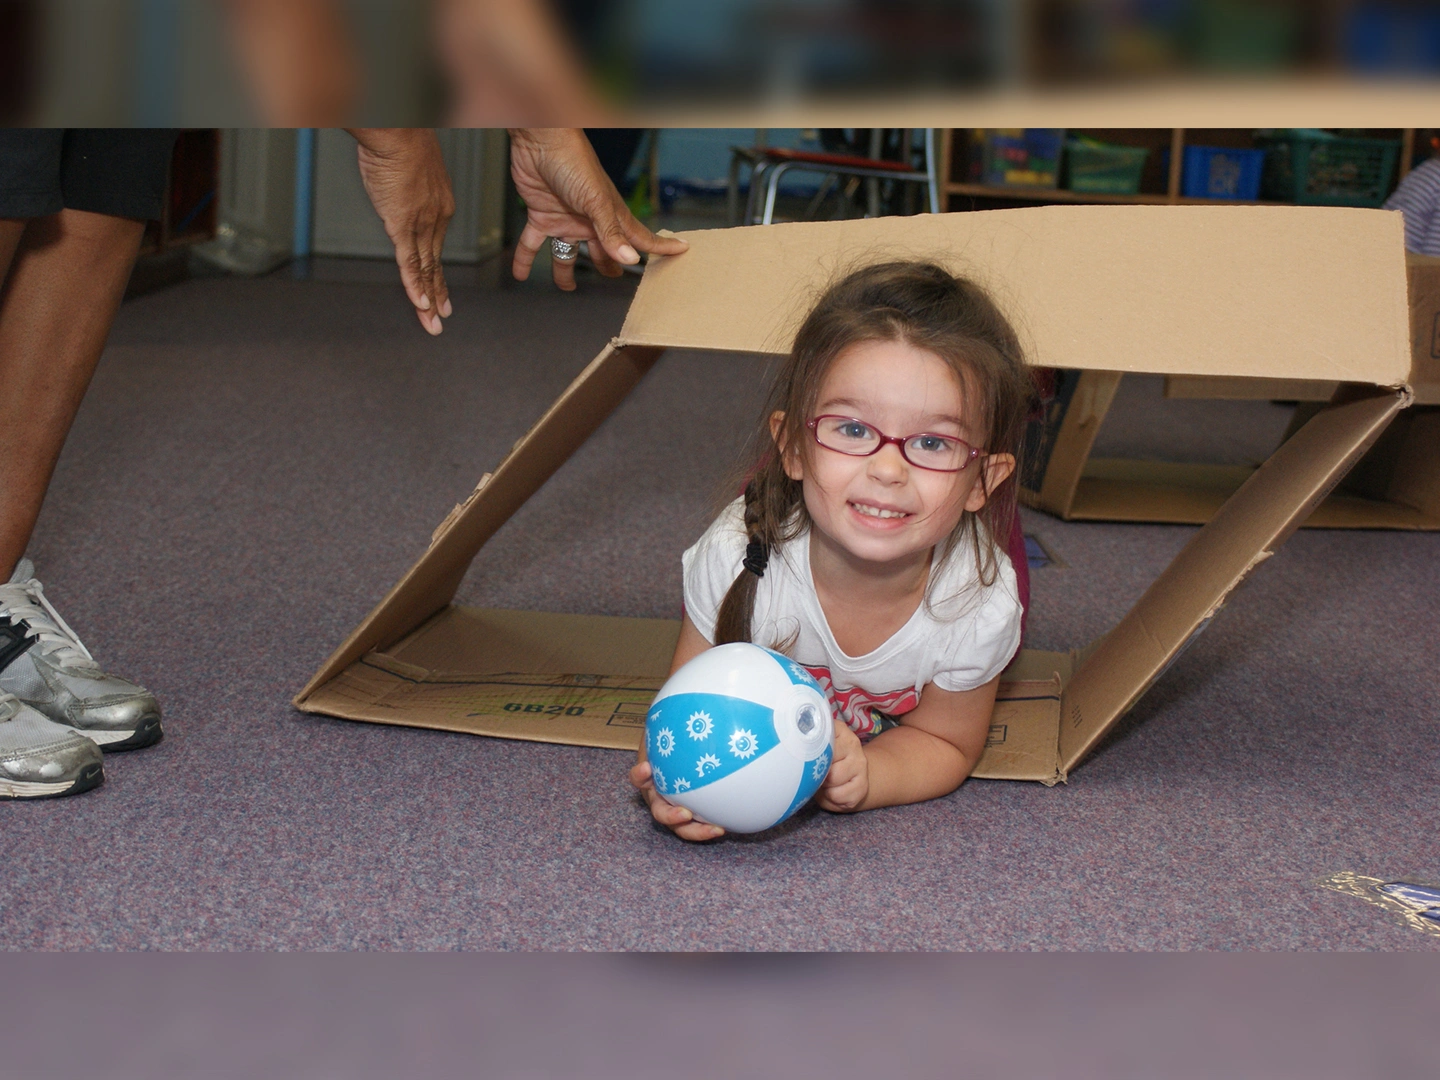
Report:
0,692,104,798
0,559,162,751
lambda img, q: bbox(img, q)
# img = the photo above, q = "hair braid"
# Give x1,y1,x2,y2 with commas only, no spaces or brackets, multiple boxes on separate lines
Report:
713,461,803,644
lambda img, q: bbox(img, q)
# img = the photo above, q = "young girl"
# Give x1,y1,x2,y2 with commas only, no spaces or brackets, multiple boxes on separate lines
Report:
630,261,1033,841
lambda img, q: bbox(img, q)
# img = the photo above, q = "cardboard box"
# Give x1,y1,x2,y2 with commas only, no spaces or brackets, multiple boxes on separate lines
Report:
1023,371,1439,530
1165,253,1440,405
295,206,1412,785
1116,252,1439,529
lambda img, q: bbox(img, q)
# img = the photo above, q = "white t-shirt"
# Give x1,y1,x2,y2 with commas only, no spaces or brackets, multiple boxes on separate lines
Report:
681,499,1023,738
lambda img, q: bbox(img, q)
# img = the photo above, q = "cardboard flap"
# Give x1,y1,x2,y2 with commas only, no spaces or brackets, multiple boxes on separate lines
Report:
1406,253,1440,402
1058,385,1410,773
1163,375,1339,402
973,672,1065,785
294,343,666,705
388,607,680,679
622,206,1411,386
1386,409,1440,518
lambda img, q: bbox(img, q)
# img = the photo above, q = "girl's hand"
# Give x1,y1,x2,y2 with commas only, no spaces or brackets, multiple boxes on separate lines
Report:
629,760,726,842
817,719,869,812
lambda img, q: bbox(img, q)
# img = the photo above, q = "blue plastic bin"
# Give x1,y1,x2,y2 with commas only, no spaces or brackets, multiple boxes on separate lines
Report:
1181,146,1266,200
982,129,1065,188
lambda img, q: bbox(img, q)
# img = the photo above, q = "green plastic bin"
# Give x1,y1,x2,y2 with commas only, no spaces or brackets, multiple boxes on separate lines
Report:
1063,139,1150,195
1255,131,1401,208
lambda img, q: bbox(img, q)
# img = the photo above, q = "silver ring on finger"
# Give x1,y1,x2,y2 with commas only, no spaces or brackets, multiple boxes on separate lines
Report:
550,238,578,263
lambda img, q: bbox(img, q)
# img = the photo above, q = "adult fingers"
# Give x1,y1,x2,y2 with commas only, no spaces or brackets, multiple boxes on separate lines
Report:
393,231,443,335
424,213,452,319
414,229,449,328
623,218,689,260
583,194,688,270
587,241,622,278
432,263,451,319
550,242,578,292
582,195,644,268
512,221,547,282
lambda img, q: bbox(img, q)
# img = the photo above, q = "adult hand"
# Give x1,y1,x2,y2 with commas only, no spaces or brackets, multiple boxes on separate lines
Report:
509,128,689,292
629,759,725,842
349,128,456,335
816,720,868,813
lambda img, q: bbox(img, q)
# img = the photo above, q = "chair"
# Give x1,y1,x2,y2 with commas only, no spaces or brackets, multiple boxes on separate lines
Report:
729,129,940,226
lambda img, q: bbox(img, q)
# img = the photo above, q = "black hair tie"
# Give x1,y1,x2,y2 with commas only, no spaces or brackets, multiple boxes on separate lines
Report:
742,540,769,578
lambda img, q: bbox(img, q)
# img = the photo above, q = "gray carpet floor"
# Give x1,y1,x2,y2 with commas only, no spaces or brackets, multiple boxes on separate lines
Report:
3,258,1437,951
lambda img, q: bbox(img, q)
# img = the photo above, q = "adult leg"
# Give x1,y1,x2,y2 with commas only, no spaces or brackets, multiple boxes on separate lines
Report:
0,209,145,581
0,208,162,755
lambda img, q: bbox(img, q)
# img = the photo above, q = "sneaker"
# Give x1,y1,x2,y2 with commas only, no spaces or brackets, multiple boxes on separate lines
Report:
0,692,104,798
0,559,162,751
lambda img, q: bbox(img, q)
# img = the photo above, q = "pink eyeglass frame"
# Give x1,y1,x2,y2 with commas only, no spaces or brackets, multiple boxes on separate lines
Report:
806,415,983,473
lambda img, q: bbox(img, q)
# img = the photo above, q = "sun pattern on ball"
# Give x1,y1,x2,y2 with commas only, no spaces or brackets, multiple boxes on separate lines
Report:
788,662,821,688
654,728,675,756
728,728,759,759
812,749,832,782
686,711,713,740
696,752,721,777
652,766,668,794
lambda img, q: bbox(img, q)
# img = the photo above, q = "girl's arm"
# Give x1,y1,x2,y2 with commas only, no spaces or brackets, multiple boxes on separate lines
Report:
629,613,726,841
819,675,999,813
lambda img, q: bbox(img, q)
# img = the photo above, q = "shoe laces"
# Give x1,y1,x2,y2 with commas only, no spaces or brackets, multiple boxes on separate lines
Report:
0,577,96,670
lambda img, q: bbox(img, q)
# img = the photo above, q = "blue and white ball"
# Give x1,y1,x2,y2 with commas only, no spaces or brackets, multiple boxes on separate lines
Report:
645,642,834,834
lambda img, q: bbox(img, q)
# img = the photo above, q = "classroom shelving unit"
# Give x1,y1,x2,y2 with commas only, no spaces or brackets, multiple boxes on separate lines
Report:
938,127,1421,209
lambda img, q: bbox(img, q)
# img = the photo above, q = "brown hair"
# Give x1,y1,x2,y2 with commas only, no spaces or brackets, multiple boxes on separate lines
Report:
712,260,1032,645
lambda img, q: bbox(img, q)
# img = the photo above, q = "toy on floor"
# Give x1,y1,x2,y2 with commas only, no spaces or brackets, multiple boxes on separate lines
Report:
644,642,833,834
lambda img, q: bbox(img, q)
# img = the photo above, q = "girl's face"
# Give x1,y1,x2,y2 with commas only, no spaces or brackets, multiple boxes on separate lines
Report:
774,337,1014,572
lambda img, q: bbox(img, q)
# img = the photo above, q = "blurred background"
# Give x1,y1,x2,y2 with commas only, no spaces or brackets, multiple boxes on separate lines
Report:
3,0,1440,127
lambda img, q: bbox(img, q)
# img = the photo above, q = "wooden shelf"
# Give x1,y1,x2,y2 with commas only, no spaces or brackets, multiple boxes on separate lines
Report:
945,181,1291,206
941,128,1417,211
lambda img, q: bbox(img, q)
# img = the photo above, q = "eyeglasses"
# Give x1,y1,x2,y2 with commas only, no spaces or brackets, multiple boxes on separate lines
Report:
806,415,982,472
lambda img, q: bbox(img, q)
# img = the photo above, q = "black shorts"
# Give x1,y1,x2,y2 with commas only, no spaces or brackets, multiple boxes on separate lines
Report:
0,129,178,221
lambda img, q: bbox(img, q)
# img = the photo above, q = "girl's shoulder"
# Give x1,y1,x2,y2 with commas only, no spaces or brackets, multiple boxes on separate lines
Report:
683,498,751,583
926,528,1022,627
690,497,807,556
684,497,810,594
690,497,747,552
921,531,1024,691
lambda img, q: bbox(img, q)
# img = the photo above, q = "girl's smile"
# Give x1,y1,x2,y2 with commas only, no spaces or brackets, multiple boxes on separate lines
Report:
849,499,912,523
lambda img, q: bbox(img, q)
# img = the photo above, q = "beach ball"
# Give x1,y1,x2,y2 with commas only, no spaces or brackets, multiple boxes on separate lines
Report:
644,642,834,834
